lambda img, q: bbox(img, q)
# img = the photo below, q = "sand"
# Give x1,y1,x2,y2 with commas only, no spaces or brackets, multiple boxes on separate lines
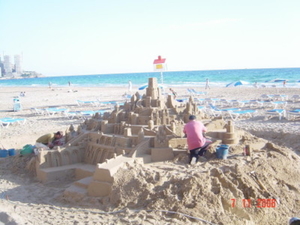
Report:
0,85,300,225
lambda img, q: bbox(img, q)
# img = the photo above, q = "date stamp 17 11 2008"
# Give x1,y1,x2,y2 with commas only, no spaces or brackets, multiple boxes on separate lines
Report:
231,199,277,208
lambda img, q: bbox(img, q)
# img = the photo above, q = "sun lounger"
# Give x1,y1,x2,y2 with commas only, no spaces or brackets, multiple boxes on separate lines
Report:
45,108,69,116
230,100,250,107
77,100,99,107
208,104,239,117
269,101,287,109
0,118,26,128
31,108,47,115
228,110,256,120
265,109,286,120
287,109,300,120
272,94,288,101
291,95,300,102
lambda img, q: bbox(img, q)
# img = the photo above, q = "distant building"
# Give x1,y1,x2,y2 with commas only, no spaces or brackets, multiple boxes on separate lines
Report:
0,57,3,77
3,55,12,76
14,54,22,75
0,54,24,77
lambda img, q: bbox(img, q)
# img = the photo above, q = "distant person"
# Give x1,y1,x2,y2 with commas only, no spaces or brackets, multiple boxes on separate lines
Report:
183,115,212,164
128,80,132,92
205,78,210,89
68,81,71,86
35,131,64,150
283,80,287,87
169,88,177,98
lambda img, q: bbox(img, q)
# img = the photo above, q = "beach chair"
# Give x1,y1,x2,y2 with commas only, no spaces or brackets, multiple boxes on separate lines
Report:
45,108,69,116
265,109,286,120
207,104,239,117
248,100,264,108
287,109,300,120
291,95,300,102
65,111,81,119
176,98,187,103
269,101,288,109
219,99,232,107
273,94,288,101
0,118,26,128
77,100,99,107
205,98,220,105
31,108,47,115
230,100,250,107
228,110,256,120
260,94,272,101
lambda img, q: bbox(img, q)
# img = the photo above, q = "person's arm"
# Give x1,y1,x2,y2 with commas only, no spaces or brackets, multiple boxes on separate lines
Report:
47,135,55,148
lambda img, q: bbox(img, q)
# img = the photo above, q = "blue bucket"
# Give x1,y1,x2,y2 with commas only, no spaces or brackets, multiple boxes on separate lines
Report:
216,145,229,159
8,149,16,156
0,149,8,158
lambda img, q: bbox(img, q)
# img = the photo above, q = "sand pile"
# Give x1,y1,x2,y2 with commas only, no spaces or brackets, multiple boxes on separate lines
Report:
98,136,299,224
42,131,299,225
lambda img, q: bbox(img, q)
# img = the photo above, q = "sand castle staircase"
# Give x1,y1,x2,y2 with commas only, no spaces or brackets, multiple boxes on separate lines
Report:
64,138,152,199
64,153,135,199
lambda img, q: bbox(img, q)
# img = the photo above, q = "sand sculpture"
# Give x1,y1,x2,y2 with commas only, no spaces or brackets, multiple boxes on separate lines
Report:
35,77,241,198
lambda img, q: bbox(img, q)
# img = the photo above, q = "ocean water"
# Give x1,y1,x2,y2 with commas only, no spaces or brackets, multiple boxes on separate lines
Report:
0,68,299,88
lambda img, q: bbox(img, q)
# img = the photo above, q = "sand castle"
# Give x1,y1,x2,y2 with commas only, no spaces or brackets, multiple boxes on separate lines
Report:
35,77,242,198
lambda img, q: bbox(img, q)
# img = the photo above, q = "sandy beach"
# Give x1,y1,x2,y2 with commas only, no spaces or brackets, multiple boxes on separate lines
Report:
1,85,300,224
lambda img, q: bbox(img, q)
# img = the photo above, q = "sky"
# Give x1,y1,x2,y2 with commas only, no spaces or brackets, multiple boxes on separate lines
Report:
0,0,299,76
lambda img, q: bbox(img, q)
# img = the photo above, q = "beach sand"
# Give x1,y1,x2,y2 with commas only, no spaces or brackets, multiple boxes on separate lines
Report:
0,85,300,224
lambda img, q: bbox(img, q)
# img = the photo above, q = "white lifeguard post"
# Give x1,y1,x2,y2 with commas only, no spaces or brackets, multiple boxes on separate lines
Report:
13,97,22,111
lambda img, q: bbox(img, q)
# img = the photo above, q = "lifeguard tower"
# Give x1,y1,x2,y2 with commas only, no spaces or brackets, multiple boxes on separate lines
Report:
13,97,22,111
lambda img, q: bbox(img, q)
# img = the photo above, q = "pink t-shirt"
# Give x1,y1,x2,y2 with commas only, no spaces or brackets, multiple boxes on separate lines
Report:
183,120,207,150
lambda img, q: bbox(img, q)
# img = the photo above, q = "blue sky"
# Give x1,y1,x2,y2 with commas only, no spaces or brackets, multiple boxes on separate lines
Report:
0,0,299,76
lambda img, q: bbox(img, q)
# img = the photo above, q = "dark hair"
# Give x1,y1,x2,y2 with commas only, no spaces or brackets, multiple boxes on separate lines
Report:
55,131,63,136
189,115,196,120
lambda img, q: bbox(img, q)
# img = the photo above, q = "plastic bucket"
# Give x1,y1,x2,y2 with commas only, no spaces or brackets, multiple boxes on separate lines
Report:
216,145,229,159
0,149,8,158
8,149,16,156
289,217,300,225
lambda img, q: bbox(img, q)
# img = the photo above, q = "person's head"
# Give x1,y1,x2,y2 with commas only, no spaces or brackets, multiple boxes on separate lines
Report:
189,115,196,121
55,131,63,139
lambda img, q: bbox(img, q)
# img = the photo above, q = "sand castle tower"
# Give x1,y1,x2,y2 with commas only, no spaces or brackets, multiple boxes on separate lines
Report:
222,121,238,144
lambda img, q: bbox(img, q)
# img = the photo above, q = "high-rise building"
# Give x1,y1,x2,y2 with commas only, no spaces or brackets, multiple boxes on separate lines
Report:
3,55,12,75
14,54,22,74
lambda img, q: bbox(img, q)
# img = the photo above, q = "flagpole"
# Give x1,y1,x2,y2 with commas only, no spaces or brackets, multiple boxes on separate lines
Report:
160,71,163,84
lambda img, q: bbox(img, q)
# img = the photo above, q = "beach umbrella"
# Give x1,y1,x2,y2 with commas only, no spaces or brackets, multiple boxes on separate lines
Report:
226,80,249,87
138,84,166,90
266,78,288,82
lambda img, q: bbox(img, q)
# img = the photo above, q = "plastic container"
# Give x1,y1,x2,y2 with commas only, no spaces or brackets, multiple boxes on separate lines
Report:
216,145,229,159
8,148,16,156
289,217,300,225
0,149,8,158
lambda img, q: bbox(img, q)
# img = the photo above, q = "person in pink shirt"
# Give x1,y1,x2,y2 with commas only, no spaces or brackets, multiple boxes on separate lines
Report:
183,115,212,164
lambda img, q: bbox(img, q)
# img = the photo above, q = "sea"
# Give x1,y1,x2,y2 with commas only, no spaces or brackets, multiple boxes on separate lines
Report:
0,68,299,88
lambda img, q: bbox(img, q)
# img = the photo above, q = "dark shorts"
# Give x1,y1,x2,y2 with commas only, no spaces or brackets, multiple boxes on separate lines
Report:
189,139,212,163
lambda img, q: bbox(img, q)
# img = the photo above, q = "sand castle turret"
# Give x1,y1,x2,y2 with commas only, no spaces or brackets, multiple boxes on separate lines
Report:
222,121,238,144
